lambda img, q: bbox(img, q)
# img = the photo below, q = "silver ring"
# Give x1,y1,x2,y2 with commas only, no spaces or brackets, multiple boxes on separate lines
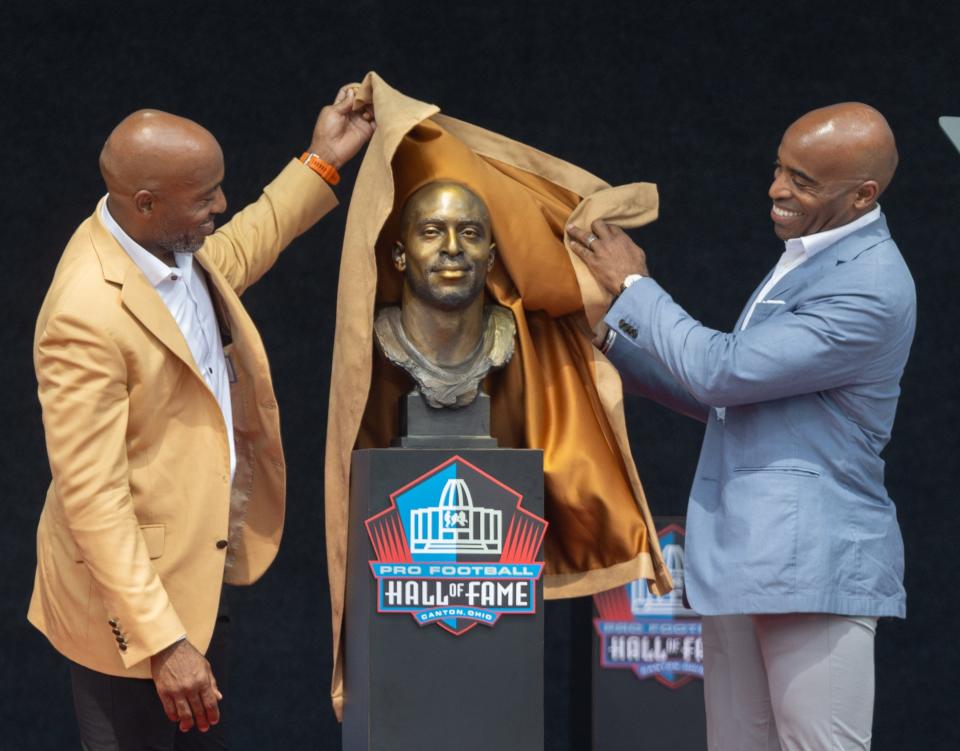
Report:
586,233,599,249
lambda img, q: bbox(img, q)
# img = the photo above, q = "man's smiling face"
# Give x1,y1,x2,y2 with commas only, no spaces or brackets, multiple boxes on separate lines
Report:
152,147,227,255
768,122,871,241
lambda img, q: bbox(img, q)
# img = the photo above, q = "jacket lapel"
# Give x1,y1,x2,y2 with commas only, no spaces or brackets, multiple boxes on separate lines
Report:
763,214,892,302
834,214,891,263
766,243,840,300
195,255,246,345
119,273,203,378
90,200,203,379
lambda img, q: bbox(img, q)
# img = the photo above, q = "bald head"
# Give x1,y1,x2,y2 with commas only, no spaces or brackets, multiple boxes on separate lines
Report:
100,109,222,195
769,102,898,240
100,110,226,262
786,102,898,194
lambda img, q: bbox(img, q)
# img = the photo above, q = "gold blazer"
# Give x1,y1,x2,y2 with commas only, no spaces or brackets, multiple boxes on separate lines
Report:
29,160,336,678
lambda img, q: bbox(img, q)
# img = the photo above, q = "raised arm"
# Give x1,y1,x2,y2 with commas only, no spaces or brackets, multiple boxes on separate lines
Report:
569,221,914,408
201,85,376,294
602,265,913,408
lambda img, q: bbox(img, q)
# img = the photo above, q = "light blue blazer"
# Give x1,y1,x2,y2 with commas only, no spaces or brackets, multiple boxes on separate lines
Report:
605,215,915,617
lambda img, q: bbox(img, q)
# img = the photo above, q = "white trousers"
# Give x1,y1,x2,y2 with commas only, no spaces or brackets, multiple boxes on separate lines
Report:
702,613,878,751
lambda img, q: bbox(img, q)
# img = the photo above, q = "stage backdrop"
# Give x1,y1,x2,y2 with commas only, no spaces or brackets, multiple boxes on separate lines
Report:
2,2,957,749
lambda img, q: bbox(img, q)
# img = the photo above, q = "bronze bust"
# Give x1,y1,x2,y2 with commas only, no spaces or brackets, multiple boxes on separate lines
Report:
374,181,516,408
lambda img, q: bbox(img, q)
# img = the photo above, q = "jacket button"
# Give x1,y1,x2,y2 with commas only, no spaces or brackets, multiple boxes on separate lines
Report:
108,618,118,627
216,539,228,549
112,628,121,635
618,318,627,329
119,644,127,652
116,635,125,643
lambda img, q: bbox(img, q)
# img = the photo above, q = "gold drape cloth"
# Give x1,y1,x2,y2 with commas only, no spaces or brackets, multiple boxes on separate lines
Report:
324,73,672,717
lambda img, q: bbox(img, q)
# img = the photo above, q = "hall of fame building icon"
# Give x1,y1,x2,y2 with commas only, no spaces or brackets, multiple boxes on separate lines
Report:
593,523,703,688
366,455,547,636
409,477,503,554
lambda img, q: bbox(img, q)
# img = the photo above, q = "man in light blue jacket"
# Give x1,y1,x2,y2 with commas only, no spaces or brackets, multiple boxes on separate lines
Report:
569,103,915,750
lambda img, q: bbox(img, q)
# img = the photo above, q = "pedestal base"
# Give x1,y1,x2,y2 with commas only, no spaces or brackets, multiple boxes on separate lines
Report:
344,448,545,751
394,392,497,448
591,516,706,750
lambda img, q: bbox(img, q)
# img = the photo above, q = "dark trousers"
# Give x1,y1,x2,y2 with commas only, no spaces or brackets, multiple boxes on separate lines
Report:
70,613,230,751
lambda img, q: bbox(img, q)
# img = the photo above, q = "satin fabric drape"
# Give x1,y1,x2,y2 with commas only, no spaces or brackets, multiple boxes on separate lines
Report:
325,73,671,717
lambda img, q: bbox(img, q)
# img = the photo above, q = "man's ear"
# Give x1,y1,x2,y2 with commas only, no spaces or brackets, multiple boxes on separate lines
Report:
134,190,155,215
392,243,406,271
853,180,880,209
488,243,496,270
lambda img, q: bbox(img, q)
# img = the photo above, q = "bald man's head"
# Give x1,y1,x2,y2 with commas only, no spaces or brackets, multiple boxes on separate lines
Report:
769,102,898,240
101,109,227,262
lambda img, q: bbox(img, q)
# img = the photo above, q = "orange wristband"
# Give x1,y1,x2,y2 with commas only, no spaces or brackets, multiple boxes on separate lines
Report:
300,152,340,185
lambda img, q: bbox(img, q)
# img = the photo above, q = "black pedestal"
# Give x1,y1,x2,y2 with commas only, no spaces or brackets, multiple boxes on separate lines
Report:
395,391,497,448
344,447,545,751
591,517,706,750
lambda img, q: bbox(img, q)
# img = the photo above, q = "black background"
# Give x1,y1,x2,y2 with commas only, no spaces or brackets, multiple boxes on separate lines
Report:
2,1,958,749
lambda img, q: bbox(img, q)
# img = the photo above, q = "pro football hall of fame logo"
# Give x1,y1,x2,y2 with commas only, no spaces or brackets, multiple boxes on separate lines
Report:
593,522,703,688
365,455,548,636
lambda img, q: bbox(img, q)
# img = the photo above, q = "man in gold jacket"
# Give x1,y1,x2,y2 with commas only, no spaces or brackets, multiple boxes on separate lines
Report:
29,86,374,749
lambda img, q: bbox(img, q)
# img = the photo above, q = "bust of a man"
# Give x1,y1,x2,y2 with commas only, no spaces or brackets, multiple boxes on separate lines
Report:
374,180,516,408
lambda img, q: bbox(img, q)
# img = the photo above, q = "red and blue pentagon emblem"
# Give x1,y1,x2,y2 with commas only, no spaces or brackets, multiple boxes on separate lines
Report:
593,523,703,688
366,455,547,636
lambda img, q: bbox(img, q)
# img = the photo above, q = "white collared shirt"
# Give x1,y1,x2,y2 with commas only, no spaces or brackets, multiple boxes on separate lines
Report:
100,199,236,479
740,205,881,330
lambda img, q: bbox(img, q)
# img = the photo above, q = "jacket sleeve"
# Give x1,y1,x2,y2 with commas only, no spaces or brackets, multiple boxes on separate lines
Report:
198,159,339,296
604,270,915,409
36,311,186,668
605,331,710,423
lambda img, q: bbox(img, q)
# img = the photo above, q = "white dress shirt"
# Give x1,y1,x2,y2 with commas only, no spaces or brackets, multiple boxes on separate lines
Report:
100,199,236,480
